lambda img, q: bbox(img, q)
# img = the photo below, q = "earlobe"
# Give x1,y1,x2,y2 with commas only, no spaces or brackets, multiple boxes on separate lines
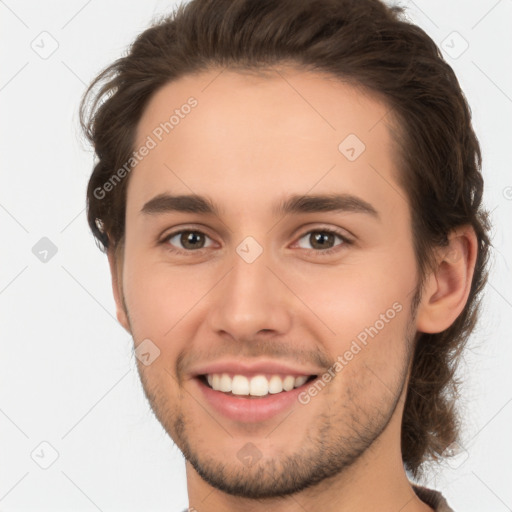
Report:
106,246,131,333
416,225,478,334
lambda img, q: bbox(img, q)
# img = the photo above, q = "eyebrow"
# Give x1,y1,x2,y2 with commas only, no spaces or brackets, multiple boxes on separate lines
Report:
140,192,379,220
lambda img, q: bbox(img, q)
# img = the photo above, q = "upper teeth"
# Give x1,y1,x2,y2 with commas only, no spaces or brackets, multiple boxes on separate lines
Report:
206,373,310,396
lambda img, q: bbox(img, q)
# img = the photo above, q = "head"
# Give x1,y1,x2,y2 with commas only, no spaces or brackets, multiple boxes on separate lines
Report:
80,0,491,492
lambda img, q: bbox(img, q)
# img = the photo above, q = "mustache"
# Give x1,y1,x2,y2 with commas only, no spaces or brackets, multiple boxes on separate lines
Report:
176,340,333,376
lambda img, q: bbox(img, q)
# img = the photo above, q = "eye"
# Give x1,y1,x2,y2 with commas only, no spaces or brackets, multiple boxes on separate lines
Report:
163,230,215,253
160,227,352,257
295,228,352,255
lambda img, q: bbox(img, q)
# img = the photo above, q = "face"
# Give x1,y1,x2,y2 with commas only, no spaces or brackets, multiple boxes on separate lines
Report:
114,67,422,498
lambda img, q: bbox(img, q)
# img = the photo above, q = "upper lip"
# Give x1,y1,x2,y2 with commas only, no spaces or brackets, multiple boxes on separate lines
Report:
190,358,322,378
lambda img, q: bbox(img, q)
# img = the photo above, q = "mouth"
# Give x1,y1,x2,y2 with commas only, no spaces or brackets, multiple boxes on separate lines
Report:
197,373,318,398
193,373,320,422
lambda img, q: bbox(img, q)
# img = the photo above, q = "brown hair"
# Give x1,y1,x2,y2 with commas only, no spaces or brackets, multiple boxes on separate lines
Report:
80,0,492,479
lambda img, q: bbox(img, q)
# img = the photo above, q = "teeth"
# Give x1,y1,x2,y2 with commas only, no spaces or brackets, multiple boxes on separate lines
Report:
205,373,312,396
283,375,295,391
294,375,308,388
249,375,268,396
231,375,250,395
219,373,232,392
268,375,283,394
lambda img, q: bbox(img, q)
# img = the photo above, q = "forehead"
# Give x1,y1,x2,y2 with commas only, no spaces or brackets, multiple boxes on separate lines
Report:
129,67,404,218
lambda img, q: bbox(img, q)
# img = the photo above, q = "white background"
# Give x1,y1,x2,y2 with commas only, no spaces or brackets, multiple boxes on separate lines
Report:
1,0,511,510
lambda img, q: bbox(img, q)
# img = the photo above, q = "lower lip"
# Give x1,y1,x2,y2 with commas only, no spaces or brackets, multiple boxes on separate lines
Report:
194,376,315,423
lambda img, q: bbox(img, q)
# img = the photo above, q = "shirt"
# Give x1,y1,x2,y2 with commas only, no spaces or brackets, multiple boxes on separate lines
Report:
181,484,454,511
412,483,454,511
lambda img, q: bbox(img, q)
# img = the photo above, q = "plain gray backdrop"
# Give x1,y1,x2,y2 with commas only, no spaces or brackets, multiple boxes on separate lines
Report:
1,0,511,510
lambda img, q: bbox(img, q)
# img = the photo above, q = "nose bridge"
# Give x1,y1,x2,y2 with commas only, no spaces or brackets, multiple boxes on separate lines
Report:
207,243,292,340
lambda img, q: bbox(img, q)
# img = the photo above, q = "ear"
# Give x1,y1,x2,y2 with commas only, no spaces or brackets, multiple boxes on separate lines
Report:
416,225,478,334
107,245,131,333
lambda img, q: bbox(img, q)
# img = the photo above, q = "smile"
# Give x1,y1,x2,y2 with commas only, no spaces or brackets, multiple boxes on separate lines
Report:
194,373,319,422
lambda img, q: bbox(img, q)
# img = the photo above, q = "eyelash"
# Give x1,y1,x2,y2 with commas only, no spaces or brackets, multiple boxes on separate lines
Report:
160,227,353,257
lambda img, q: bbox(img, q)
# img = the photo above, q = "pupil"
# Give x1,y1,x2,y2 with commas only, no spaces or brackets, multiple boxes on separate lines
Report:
312,232,333,249
182,231,203,249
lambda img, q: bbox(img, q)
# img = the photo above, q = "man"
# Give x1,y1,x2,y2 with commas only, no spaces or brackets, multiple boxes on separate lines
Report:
80,0,491,510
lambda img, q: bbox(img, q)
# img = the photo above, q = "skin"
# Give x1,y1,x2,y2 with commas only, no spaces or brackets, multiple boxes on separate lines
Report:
107,67,477,512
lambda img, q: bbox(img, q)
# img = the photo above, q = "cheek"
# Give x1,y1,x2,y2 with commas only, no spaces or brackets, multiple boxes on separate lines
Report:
122,251,213,342
285,253,416,385
288,254,414,336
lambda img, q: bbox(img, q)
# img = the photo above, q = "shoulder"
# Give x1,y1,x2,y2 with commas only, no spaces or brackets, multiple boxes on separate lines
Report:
412,483,455,512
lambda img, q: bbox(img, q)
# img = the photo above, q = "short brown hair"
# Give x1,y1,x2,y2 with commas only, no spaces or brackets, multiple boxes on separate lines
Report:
80,0,492,479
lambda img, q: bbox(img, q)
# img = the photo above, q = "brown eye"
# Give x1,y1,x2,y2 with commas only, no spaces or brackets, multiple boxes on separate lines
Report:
311,231,335,249
181,231,205,249
164,230,214,251
297,229,348,251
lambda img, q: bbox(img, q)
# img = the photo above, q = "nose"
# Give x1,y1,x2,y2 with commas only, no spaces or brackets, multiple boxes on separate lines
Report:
206,246,293,343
